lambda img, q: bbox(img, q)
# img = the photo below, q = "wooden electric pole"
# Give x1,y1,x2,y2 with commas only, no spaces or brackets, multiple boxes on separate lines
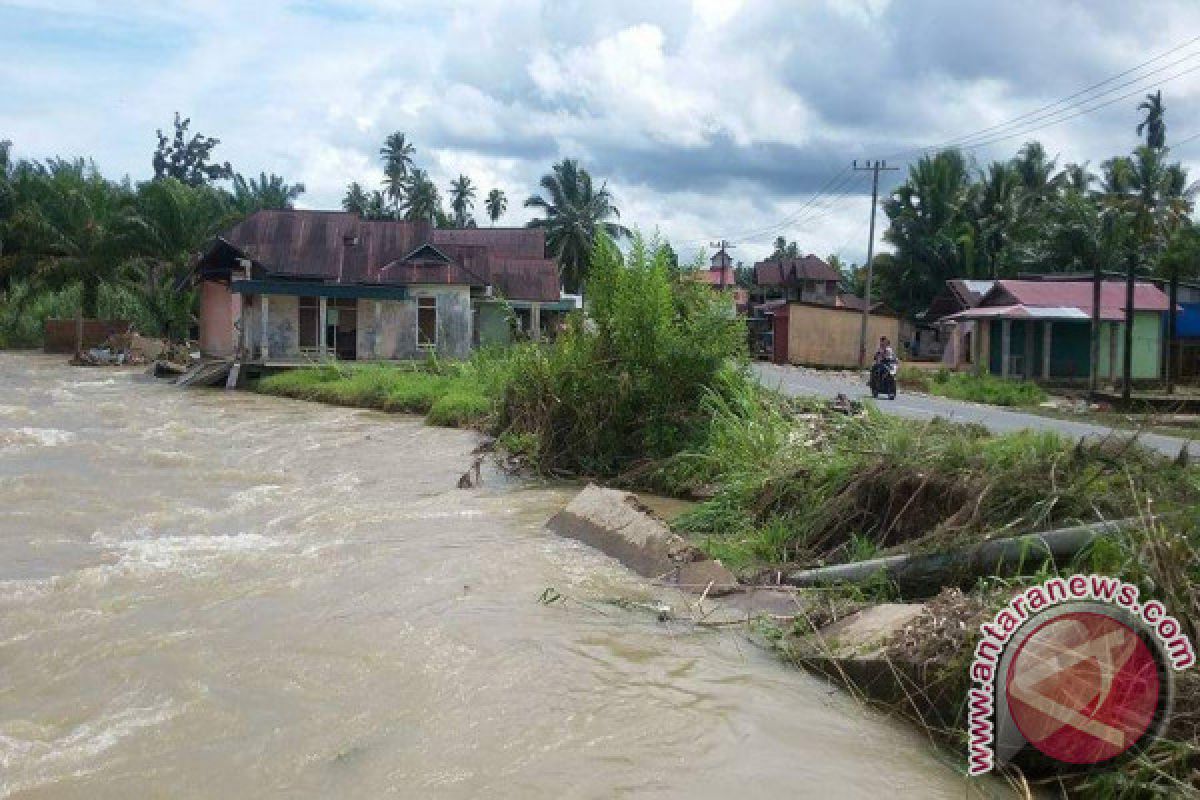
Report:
854,159,898,367
708,239,735,288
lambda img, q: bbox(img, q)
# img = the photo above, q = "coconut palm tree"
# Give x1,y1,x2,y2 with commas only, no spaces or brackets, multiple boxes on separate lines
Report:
448,174,476,227
877,149,973,314
342,182,369,215
1137,90,1167,150
230,172,305,213
485,188,507,225
1100,156,1135,198
380,132,415,208
1059,162,1095,195
969,160,1024,277
401,169,442,223
117,179,235,338
525,159,630,292
1011,141,1062,205
8,158,130,319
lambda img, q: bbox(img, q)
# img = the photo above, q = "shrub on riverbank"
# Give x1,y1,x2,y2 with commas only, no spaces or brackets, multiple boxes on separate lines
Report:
897,366,1047,406
494,234,747,475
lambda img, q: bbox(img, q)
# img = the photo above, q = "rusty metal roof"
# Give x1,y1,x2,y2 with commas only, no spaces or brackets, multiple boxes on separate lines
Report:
201,210,561,302
753,255,841,286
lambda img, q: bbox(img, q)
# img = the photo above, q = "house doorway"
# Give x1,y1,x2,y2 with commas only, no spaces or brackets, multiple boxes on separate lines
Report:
327,298,358,360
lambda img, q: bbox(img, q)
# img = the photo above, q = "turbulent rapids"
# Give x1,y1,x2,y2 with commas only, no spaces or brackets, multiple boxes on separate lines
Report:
0,353,974,798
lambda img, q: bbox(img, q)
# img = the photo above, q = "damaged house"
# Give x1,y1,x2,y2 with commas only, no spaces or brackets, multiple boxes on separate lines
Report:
193,210,565,363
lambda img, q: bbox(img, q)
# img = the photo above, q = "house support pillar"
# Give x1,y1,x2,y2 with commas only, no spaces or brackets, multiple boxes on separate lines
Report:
530,303,542,342
231,292,244,359
374,301,382,361
1024,323,1035,378
318,296,328,360
1001,320,1012,378
260,295,270,361
1042,322,1052,381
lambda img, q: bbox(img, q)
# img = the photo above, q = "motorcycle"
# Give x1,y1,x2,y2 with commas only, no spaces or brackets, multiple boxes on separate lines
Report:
868,358,898,400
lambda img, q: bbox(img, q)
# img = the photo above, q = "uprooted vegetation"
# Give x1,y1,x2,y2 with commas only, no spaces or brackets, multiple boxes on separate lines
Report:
651,389,1200,573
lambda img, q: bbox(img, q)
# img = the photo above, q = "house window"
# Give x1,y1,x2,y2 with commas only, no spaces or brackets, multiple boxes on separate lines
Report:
298,297,319,348
417,296,438,348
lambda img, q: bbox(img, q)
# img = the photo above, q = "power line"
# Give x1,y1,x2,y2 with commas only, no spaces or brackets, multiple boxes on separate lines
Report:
885,33,1200,160
1172,130,1200,148
949,61,1200,153
735,171,872,243
719,165,854,245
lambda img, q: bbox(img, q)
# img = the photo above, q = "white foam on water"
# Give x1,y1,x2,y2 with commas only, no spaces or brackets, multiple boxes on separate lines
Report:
0,699,177,795
108,532,281,571
0,427,76,452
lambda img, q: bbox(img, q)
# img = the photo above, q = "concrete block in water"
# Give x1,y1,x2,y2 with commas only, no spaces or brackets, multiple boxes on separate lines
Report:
546,484,739,595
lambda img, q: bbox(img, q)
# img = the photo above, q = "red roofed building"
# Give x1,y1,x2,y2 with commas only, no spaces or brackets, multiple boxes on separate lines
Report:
944,279,1171,382
193,210,566,362
691,247,749,314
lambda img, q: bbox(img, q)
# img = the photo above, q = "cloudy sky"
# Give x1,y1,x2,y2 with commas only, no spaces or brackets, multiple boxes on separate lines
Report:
4,0,1200,265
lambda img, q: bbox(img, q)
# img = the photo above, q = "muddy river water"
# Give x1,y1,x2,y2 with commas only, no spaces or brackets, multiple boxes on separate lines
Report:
0,353,992,798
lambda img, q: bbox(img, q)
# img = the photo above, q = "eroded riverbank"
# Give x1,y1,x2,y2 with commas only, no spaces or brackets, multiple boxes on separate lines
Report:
0,353,989,798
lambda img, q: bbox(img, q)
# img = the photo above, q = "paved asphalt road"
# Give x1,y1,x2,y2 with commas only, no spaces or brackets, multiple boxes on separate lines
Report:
753,363,1199,460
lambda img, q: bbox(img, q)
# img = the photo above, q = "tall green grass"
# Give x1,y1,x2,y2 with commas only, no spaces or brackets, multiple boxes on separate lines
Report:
255,362,493,428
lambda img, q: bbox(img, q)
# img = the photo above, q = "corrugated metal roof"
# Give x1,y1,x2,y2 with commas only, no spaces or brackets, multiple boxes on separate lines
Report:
753,255,841,286
988,280,1170,316
950,304,1101,321
200,210,561,302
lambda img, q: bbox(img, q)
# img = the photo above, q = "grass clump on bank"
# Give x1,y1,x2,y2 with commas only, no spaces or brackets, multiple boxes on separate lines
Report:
898,366,1047,407
255,361,493,427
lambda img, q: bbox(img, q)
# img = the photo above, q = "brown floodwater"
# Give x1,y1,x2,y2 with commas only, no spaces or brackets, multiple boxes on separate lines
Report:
0,352,999,798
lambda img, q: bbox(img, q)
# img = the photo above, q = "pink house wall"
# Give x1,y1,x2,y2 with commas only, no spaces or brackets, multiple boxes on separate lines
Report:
199,280,236,356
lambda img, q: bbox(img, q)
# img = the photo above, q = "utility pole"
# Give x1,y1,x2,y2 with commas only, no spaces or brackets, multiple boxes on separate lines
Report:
854,159,898,367
708,239,735,288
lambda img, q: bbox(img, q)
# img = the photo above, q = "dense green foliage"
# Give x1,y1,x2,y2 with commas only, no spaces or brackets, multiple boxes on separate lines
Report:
495,233,745,474
874,101,1197,317
0,122,303,345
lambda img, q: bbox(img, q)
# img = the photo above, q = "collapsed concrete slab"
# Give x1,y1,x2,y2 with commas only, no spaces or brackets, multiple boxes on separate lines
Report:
784,602,964,731
546,484,739,595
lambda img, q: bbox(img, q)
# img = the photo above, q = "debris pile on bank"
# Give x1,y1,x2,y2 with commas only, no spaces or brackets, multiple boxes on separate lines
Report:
71,332,169,367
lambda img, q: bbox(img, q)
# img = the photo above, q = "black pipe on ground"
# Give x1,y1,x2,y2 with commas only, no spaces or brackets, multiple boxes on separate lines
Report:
784,517,1144,598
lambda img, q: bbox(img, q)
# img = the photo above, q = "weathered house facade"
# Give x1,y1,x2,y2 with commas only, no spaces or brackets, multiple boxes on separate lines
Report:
194,211,562,363
746,253,898,366
944,280,1171,382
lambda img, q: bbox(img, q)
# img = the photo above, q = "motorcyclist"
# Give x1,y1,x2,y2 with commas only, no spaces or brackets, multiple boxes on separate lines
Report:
869,336,898,399
874,336,897,368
